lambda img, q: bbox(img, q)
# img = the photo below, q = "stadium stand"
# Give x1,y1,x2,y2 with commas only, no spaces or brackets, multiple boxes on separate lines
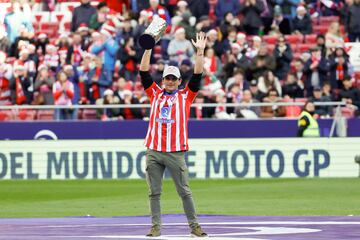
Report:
0,0,359,121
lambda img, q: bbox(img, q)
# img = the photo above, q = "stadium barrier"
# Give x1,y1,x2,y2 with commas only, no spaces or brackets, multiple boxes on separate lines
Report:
0,138,359,180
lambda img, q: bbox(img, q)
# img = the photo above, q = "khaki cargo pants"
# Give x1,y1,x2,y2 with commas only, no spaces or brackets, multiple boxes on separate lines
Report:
145,148,198,229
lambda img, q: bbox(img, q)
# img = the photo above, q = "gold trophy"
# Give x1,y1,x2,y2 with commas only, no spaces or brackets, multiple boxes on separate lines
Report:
139,16,167,49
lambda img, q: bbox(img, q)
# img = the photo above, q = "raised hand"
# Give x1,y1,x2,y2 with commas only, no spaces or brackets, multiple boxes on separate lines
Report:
191,32,207,51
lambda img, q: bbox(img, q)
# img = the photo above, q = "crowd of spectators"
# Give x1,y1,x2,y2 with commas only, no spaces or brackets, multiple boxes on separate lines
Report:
0,0,360,120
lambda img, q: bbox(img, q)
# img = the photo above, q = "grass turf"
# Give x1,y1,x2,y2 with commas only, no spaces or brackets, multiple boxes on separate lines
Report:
0,178,359,218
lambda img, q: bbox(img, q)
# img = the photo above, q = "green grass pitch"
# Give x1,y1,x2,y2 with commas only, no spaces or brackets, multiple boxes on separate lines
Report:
0,178,359,218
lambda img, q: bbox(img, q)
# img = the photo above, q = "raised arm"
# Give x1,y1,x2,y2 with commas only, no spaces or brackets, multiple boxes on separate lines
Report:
139,49,154,90
139,49,152,72
187,32,207,93
191,32,207,74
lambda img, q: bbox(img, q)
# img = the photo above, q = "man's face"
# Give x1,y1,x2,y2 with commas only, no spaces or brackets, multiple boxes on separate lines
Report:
81,0,90,4
242,90,252,102
295,61,303,72
343,79,352,89
73,34,82,45
163,75,181,93
313,90,322,99
268,90,278,101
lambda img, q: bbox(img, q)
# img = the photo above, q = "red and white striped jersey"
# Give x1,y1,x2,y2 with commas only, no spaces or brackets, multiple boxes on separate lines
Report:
144,82,197,152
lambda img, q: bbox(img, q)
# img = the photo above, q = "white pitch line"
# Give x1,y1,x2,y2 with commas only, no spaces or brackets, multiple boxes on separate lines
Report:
22,221,360,229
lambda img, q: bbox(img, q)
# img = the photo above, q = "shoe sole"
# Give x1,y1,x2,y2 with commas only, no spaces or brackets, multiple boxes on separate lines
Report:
191,233,209,238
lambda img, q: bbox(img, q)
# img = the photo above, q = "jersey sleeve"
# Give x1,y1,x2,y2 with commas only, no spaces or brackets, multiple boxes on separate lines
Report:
183,85,198,104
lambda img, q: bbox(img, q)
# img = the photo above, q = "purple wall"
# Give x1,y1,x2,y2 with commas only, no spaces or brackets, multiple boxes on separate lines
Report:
1,118,358,140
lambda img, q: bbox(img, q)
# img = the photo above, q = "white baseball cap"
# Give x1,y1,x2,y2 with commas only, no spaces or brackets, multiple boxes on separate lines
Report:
163,65,181,79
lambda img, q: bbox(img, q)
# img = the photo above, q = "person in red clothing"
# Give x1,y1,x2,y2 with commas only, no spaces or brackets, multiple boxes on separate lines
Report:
53,70,75,120
139,32,207,237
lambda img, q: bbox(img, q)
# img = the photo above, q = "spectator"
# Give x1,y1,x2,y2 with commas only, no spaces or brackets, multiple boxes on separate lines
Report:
261,0,275,35
221,27,238,55
226,83,242,114
0,25,10,54
213,89,235,119
133,0,150,13
249,79,266,101
309,87,333,117
246,36,262,59
316,34,327,57
223,43,248,80
133,10,151,47
77,24,92,49
203,48,222,87
270,5,292,35
235,89,261,118
119,89,143,119
205,29,224,58
145,0,172,32
89,2,110,31
195,15,213,33
215,0,241,23
167,27,194,63
294,59,306,84
66,33,86,66
179,59,194,89
36,33,49,58
14,49,36,84
113,77,127,102
292,6,312,35
260,88,286,117
225,69,250,93
0,51,12,105
118,37,139,82
322,82,335,101
177,12,197,41
303,47,330,96
275,0,300,20
328,47,351,89
53,71,75,120
190,92,215,119
282,72,304,98
346,0,360,42
176,1,192,18
325,22,345,52
96,89,121,120
120,19,135,43
239,0,264,35
258,70,282,96
71,0,97,32
250,43,276,80
63,65,80,107
273,34,293,80
4,2,34,44
91,25,120,96
34,65,55,105
87,57,104,103
44,44,59,73
10,26,35,58
338,76,360,112
219,12,242,40
11,65,32,105
187,0,210,19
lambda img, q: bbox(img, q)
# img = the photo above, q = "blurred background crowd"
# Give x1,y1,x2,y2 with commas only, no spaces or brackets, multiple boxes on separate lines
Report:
0,0,359,120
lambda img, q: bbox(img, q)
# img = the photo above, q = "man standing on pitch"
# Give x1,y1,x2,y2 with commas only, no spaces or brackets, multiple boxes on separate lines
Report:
139,32,207,237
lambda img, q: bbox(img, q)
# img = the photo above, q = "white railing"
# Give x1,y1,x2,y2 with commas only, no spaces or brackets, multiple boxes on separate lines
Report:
0,101,348,110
